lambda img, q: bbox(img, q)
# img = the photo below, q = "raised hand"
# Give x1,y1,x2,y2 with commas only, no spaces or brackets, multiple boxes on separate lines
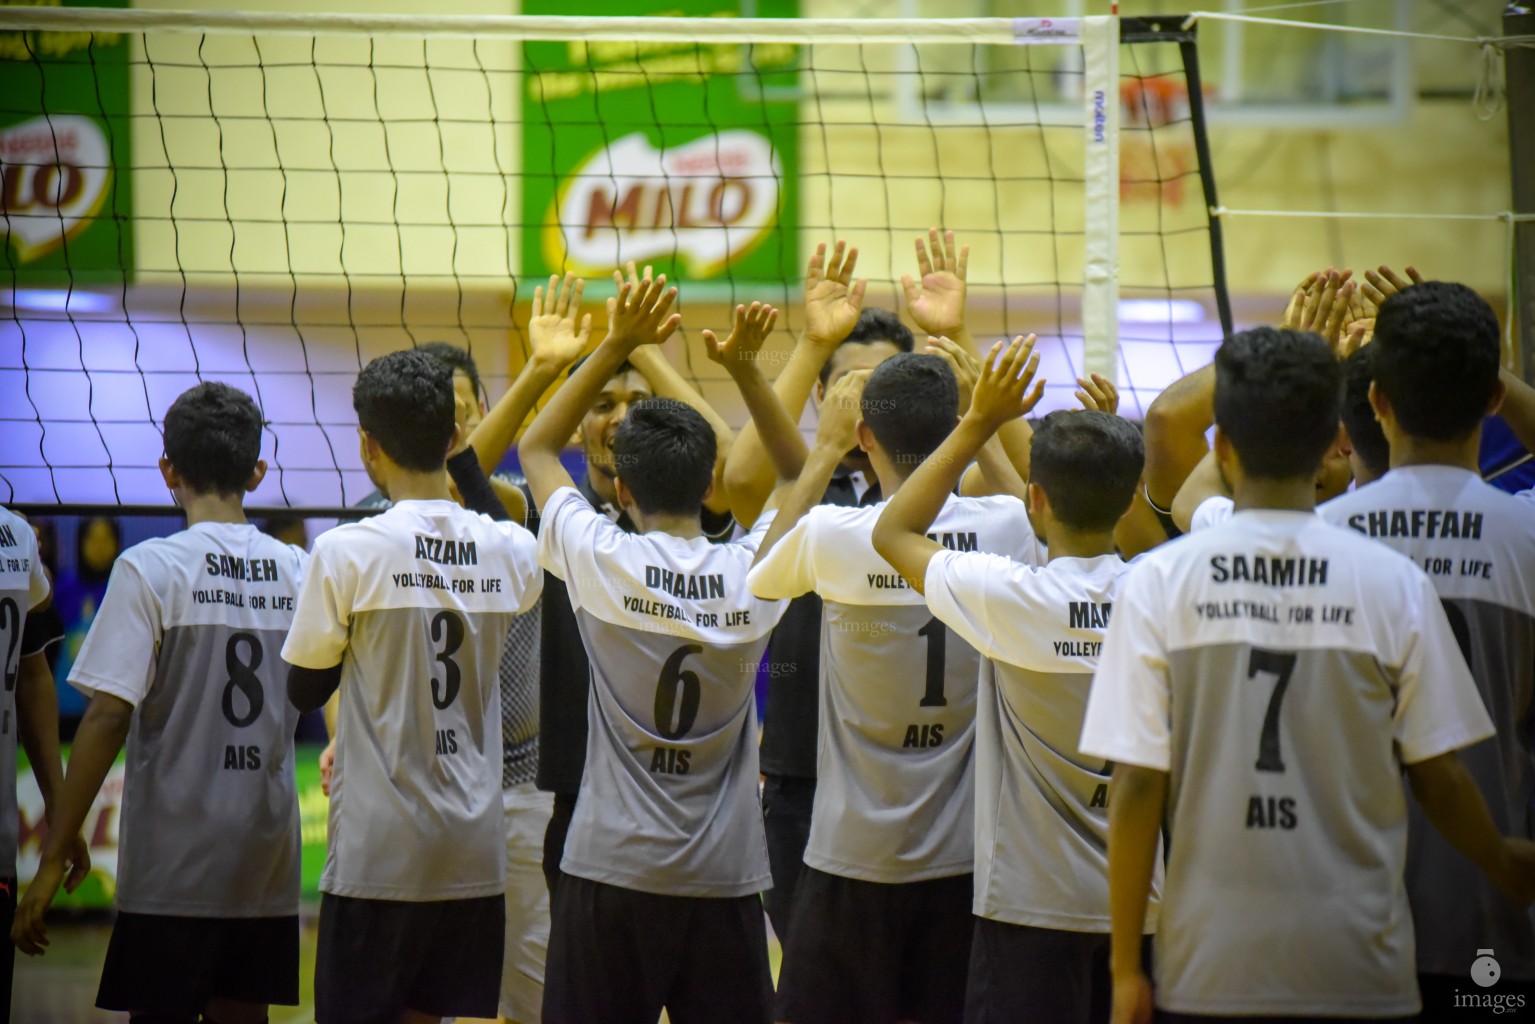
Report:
1283,269,1355,354
1361,264,1425,310
968,335,1045,432
804,240,867,347
1075,372,1119,414
529,272,593,371
605,269,681,350
925,335,982,412
704,302,780,375
902,228,969,339
816,367,871,453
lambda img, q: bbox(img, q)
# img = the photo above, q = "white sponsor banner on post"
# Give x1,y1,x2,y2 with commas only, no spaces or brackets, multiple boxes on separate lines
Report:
1080,15,1120,383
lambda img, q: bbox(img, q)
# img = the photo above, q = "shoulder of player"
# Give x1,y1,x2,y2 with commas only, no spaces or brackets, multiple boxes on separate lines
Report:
0,507,38,558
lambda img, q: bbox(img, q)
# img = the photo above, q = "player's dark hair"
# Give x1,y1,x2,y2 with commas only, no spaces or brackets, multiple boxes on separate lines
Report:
1339,346,1390,480
353,349,457,473
417,341,483,403
1371,281,1500,442
611,398,717,516
1030,411,1145,532
861,352,958,467
1214,327,1343,481
163,382,265,496
819,308,916,386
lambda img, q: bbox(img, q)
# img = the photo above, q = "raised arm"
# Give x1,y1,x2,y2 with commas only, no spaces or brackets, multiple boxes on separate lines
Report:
1499,367,1535,456
1170,449,1228,533
873,336,1043,592
613,263,735,517
904,229,1034,487
466,273,592,481
752,368,870,568
520,273,681,514
723,240,866,525
704,302,806,485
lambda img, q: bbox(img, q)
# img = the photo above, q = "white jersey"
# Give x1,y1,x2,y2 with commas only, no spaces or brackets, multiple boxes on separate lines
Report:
924,549,1160,932
539,486,787,898
69,522,307,916
1081,510,1492,1018
282,500,541,901
747,495,1041,883
1323,465,1535,979
0,507,50,876
1190,495,1234,532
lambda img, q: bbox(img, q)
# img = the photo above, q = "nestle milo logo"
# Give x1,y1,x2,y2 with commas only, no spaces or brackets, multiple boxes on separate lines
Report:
0,114,113,263
545,130,780,278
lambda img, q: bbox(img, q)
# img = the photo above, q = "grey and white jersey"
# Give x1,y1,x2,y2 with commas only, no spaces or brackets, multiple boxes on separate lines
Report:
748,495,1042,884
0,507,50,877
925,550,1160,932
69,522,306,917
1081,510,1493,1018
282,500,541,902
539,486,787,898
1323,465,1535,979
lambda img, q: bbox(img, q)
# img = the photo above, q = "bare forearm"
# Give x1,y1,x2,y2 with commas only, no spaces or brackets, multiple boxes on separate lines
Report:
1145,363,1215,506
1499,368,1535,456
467,358,566,475
754,443,844,567
1171,450,1228,533
882,416,990,544
40,696,132,862
727,363,808,484
1107,765,1167,978
1409,753,1515,883
724,345,827,524
629,344,735,446
15,655,64,812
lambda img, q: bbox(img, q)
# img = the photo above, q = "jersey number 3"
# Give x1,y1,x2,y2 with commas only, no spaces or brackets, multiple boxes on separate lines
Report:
430,611,465,710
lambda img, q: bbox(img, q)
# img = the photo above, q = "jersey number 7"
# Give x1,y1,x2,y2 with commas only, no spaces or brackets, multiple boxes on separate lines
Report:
1247,648,1297,773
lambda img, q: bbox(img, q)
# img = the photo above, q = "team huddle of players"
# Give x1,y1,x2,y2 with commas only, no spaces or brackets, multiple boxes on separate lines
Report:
0,233,1533,1024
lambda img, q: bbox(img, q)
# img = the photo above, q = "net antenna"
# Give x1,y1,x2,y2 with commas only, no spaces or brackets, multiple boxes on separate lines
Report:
0,8,1230,517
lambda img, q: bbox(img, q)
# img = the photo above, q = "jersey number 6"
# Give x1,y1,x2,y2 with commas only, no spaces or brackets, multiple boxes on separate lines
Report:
655,644,703,740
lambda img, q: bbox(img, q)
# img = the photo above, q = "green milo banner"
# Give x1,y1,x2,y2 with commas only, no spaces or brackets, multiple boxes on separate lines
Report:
521,0,799,286
17,744,331,907
0,0,134,285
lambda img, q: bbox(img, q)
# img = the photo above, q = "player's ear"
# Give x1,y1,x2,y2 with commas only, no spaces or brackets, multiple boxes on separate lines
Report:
158,455,180,491
855,418,874,453
1212,425,1237,483
699,478,714,508
245,459,268,493
1366,380,1390,424
1485,376,1506,418
614,476,634,511
1026,481,1048,519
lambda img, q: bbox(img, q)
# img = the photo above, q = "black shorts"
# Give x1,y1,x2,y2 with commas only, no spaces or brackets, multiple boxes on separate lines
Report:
542,791,577,894
314,892,504,1024
966,917,1154,1024
760,774,815,943
542,874,772,1024
0,877,14,1024
775,867,973,1024
95,911,300,1013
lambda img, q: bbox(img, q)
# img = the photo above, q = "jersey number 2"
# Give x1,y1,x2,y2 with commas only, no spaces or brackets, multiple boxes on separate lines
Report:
1247,647,1297,773
0,598,21,694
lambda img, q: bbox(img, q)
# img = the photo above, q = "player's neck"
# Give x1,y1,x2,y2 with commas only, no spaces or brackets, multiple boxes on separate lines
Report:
1232,477,1316,514
1042,526,1117,562
628,507,704,539
379,467,455,504
177,490,249,527
1387,434,1480,474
